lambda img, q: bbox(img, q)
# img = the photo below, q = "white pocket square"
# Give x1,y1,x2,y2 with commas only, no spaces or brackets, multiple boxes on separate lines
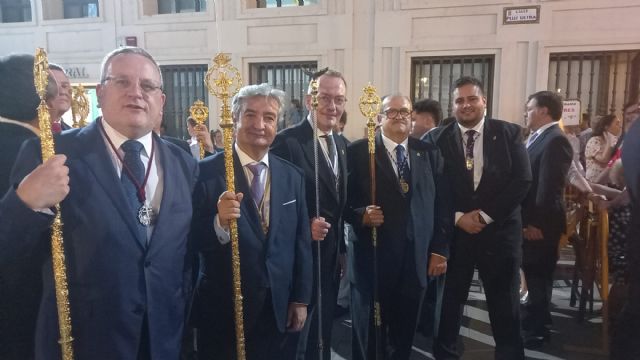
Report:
282,199,296,206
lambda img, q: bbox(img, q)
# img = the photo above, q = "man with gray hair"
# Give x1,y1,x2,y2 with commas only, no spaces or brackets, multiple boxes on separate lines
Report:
192,83,313,359
1,46,198,359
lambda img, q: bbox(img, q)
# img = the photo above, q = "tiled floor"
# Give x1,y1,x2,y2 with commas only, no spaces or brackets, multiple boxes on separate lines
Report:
329,259,609,360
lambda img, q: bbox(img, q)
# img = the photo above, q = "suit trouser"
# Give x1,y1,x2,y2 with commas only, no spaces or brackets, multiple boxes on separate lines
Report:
521,232,561,337
351,244,424,360
198,291,293,360
296,254,339,360
434,240,524,360
417,274,445,338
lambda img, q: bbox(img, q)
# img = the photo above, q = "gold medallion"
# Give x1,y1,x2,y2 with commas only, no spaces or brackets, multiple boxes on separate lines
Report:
400,178,409,193
466,158,473,171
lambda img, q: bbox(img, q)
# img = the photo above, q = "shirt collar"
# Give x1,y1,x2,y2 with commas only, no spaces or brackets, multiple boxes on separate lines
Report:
380,130,409,154
533,121,558,136
101,118,153,156
235,143,270,168
457,117,485,135
0,116,40,136
306,115,333,137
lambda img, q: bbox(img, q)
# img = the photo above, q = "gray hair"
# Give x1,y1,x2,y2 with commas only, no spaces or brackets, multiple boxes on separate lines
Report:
231,83,286,120
99,46,163,89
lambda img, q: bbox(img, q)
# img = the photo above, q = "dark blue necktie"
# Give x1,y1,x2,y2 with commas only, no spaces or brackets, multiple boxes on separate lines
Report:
396,144,408,180
120,140,146,237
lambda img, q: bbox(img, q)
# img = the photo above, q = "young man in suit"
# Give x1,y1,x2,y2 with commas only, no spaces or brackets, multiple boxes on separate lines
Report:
521,90,572,348
192,83,312,359
0,47,198,360
426,76,531,360
346,94,451,360
270,69,349,360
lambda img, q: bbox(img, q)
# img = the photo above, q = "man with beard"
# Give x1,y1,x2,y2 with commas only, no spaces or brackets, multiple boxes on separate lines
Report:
426,76,531,360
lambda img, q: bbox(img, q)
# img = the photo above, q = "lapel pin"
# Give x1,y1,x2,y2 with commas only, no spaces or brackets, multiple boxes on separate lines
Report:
341,149,345,155
493,135,497,140
417,152,422,157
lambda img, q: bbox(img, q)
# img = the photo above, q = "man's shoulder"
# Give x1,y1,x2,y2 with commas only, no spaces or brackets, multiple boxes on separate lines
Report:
270,153,305,179
275,121,308,139
347,137,369,153
197,151,225,180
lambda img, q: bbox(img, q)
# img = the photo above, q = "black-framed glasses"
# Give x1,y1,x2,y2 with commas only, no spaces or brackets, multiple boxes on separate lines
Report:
103,76,162,94
384,109,411,119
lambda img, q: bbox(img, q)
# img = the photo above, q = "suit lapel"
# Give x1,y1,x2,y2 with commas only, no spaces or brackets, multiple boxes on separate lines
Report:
148,133,177,249
77,119,145,248
374,133,401,194
265,156,285,242
233,151,266,241
446,124,473,191
409,140,427,194
298,121,339,203
336,134,348,206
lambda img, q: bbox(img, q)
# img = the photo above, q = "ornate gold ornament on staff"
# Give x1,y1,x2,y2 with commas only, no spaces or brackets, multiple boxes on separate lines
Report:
34,48,75,360
358,83,382,359
309,79,325,358
71,84,89,128
189,99,209,160
204,53,246,360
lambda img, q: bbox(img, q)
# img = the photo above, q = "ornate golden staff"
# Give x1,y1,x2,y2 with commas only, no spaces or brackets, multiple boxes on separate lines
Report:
189,99,209,160
71,84,89,128
204,53,245,360
309,79,325,358
358,83,382,359
34,48,75,360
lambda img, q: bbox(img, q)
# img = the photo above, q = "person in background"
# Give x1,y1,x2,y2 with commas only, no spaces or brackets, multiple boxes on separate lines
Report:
411,98,442,140
46,63,72,133
186,116,214,159
585,114,621,182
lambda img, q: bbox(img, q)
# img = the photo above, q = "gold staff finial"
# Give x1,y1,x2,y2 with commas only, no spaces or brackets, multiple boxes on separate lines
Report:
358,82,383,359
189,99,209,159
71,84,90,128
204,52,246,360
34,47,75,360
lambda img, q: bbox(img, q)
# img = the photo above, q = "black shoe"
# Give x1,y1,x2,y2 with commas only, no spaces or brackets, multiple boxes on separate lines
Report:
523,333,550,349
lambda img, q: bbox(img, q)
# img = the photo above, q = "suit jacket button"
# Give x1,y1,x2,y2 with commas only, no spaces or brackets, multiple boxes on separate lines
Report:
133,305,145,315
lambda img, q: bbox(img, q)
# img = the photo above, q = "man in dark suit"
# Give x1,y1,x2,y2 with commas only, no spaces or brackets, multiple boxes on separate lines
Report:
347,94,451,360
0,47,198,360
270,69,349,360
520,91,572,348
192,83,312,359
0,53,46,360
612,100,640,359
426,76,531,360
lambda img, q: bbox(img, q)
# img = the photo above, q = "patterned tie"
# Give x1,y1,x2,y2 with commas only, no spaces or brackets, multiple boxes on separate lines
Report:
120,140,146,238
465,130,477,171
51,121,62,134
247,162,266,212
526,131,540,148
395,145,407,179
321,134,336,169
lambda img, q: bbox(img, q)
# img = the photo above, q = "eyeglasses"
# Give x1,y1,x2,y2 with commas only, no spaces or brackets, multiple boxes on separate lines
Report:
103,76,162,94
384,109,411,119
317,95,347,107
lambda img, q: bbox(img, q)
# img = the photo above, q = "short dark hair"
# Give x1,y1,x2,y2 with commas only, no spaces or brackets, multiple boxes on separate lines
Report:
592,114,617,136
413,99,442,126
308,68,347,93
0,54,40,122
454,76,485,96
49,63,65,72
339,111,347,125
528,90,563,121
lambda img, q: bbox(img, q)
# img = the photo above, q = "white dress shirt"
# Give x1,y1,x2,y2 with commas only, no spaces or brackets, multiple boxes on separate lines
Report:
380,130,410,177
307,116,338,176
101,119,163,240
455,118,494,225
